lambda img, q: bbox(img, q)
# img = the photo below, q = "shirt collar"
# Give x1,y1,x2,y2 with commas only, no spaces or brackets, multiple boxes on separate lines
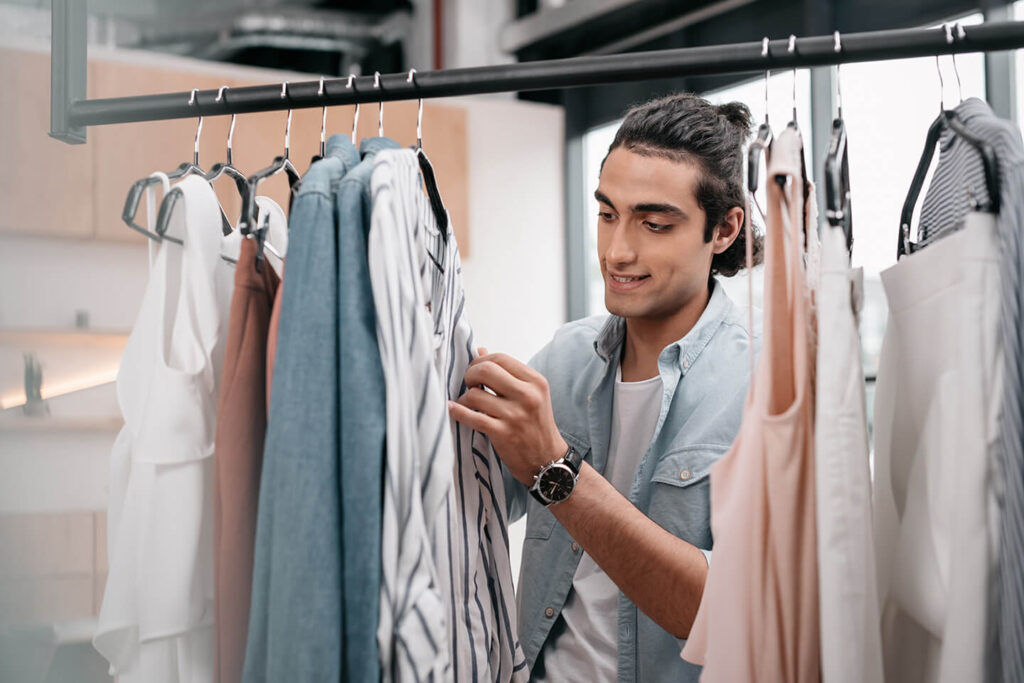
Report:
359,136,401,157
325,133,360,165
593,277,733,374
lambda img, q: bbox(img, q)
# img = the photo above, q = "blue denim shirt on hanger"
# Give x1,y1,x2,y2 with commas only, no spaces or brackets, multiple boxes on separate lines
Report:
335,135,400,683
505,279,759,683
244,134,360,682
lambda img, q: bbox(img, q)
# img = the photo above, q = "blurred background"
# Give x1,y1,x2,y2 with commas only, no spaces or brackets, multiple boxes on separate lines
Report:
2,1,1023,680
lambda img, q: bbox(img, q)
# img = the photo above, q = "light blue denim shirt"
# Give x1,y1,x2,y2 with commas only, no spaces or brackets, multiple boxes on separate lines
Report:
504,278,760,683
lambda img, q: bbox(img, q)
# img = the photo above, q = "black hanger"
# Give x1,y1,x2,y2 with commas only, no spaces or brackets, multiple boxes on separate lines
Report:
824,32,853,253
407,69,450,241
824,118,852,251
898,30,1000,259
897,109,999,258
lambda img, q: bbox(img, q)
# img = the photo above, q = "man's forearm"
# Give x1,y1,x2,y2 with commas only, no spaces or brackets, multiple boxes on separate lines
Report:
549,462,708,639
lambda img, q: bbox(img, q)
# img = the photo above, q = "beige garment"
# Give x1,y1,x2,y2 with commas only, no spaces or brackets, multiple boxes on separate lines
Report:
682,126,820,682
872,212,1002,683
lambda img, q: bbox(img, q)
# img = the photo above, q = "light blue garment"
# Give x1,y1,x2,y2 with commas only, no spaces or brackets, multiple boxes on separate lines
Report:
336,136,400,683
243,134,360,683
506,279,759,683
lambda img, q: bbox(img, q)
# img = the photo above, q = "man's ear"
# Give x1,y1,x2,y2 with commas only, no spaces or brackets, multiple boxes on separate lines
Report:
711,206,744,254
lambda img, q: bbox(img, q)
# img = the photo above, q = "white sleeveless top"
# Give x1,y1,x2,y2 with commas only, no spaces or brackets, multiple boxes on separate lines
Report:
94,174,235,682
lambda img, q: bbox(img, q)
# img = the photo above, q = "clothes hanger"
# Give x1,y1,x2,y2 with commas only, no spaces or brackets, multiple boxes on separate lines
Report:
407,68,450,241
240,81,301,240
154,89,235,240
374,72,384,137
824,31,853,254
746,36,773,223
778,34,811,248
310,76,328,165
897,23,1000,258
200,85,251,234
348,74,360,144
121,88,208,243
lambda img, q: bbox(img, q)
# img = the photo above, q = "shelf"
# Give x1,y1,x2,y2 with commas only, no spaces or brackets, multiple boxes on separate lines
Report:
0,415,122,434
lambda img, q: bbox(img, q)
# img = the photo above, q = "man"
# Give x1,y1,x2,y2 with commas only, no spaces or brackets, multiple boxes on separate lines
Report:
448,92,762,682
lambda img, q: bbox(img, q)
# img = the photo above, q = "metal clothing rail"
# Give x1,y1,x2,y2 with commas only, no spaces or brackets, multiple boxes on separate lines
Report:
50,0,1024,144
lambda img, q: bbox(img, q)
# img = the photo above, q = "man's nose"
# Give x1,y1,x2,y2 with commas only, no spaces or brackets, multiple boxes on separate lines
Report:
605,223,637,264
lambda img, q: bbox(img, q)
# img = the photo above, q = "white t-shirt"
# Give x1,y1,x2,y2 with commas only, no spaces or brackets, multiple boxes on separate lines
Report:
536,364,663,683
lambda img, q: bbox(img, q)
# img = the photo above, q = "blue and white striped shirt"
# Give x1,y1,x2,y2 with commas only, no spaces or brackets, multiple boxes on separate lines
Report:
370,149,529,683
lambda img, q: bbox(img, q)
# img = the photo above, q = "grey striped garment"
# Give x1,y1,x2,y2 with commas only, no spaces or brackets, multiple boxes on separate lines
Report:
918,97,1024,682
370,149,529,683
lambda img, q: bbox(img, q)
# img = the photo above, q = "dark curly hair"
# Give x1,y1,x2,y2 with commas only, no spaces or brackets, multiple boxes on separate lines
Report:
603,92,764,277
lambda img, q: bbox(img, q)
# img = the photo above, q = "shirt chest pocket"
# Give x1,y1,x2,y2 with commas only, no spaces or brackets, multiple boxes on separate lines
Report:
647,446,726,550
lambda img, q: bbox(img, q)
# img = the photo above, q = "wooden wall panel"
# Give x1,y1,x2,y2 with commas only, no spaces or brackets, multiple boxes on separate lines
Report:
0,47,94,239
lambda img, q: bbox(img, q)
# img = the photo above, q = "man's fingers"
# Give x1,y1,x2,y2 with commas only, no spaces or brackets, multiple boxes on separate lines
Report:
463,361,530,400
457,386,510,419
448,399,502,436
472,352,540,384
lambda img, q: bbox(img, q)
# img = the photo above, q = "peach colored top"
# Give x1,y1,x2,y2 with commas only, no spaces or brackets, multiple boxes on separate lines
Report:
682,126,820,682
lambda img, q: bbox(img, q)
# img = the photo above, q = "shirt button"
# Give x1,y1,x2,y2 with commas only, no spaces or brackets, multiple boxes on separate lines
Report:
571,541,580,553
545,607,555,618
682,359,691,369
680,469,691,481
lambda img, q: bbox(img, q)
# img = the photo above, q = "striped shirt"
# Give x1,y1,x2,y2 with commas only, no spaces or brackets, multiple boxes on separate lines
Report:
919,97,1024,682
369,149,529,683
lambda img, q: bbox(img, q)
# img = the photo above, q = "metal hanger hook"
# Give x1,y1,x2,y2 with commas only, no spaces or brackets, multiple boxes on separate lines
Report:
833,31,843,117
788,35,798,124
280,81,292,159
408,68,423,148
189,88,203,167
374,71,383,137
347,75,360,144
952,23,965,102
318,76,327,157
761,37,770,125
216,85,236,166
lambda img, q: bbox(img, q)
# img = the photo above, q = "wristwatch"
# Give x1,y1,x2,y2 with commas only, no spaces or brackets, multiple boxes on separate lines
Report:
529,445,583,507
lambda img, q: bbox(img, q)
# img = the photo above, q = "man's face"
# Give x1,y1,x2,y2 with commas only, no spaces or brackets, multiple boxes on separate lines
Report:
595,147,716,321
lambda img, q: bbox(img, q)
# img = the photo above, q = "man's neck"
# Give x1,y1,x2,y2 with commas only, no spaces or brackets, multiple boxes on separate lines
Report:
619,283,712,382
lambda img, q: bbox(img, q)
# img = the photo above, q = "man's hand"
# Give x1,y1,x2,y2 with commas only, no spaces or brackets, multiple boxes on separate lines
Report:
448,348,568,487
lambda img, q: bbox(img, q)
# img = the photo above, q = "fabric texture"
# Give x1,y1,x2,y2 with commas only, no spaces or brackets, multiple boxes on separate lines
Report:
537,368,663,683
94,174,234,683
872,211,1002,683
918,98,1024,681
682,126,820,683
370,148,528,682
335,136,397,683
509,275,758,683
243,135,360,683
814,223,884,683
212,207,282,683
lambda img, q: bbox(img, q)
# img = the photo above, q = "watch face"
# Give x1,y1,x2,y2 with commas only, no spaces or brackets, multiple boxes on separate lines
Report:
539,464,576,503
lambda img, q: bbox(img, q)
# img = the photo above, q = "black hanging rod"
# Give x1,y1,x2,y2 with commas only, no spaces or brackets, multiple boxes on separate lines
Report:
51,1,1024,141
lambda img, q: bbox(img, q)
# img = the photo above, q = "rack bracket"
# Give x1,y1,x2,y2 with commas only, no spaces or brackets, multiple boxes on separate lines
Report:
49,0,87,145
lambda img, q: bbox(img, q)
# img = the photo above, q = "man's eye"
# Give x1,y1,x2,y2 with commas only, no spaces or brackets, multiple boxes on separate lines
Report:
644,221,669,231
597,212,615,221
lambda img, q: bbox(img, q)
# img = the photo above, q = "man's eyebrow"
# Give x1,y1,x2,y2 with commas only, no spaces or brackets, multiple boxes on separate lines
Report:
634,202,686,219
594,190,616,211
